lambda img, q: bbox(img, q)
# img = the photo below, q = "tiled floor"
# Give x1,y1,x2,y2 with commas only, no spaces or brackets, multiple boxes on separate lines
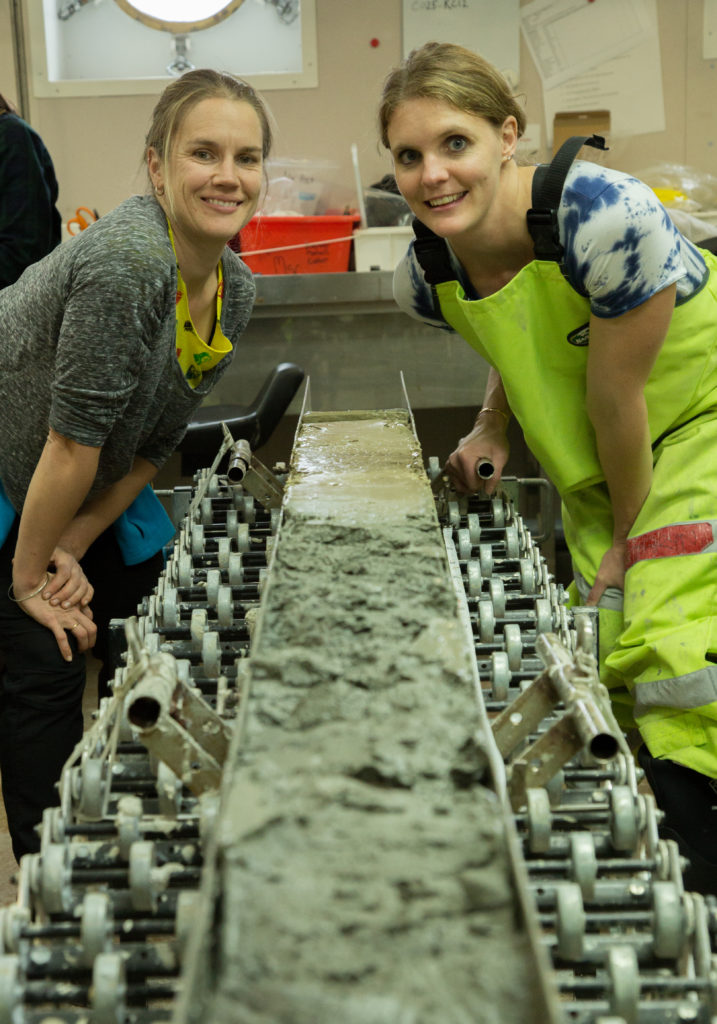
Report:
0,655,100,906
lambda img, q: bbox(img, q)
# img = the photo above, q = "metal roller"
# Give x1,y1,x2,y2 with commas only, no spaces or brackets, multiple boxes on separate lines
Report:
0,408,713,1024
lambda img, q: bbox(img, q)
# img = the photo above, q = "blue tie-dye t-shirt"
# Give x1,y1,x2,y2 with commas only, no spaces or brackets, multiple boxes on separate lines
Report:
393,161,707,328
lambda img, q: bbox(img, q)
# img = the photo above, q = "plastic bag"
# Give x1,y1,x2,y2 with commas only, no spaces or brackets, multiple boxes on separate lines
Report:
636,163,717,212
663,208,717,244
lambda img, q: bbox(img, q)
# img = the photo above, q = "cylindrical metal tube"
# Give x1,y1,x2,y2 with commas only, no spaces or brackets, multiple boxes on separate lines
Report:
227,439,252,482
126,653,177,730
476,457,495,480
536,633,619,762
570,697,619,761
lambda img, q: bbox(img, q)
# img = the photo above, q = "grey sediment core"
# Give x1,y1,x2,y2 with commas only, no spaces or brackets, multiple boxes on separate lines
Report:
207,411,544,1023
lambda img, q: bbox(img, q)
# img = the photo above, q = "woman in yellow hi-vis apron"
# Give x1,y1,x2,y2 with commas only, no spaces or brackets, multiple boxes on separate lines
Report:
380,42,717,894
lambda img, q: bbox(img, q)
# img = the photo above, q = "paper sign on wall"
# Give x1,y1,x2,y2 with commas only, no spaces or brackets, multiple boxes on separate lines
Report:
402,0,520,86
522,0,665,144
520,0,651,90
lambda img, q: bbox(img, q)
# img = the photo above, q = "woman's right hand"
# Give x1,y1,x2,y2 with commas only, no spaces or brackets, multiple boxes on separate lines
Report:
444,420,510,496
42,546,95,610
16,580,96,662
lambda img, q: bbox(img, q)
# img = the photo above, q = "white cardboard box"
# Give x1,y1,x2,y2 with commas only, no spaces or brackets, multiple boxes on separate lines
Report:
354,226,414,272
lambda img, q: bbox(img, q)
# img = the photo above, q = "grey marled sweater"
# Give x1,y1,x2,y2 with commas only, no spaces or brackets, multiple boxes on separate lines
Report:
0,194,255,512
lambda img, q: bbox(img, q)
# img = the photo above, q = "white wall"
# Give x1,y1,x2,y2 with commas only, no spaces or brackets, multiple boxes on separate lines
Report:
1,1,716,231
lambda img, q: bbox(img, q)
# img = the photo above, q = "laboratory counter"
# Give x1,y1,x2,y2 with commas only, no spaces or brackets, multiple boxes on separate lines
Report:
209,270,491,416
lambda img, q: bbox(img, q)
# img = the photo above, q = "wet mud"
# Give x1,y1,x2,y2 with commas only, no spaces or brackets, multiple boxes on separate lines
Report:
207,412,545,1023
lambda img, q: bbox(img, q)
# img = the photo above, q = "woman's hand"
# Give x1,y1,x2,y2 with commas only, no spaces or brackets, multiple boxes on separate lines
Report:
15,582,97,662
586,541,626,606
42,546,94,610
444,418,510,496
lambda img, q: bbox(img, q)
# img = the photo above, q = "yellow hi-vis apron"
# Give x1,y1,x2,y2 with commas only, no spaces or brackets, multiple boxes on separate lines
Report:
435,255,717,777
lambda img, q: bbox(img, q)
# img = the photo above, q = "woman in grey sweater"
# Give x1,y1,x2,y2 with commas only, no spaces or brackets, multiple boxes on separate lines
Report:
0,68,271,860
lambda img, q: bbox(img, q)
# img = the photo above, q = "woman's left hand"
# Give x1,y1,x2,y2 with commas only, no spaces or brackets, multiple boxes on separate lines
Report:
586,542,626,606
42,546,94,610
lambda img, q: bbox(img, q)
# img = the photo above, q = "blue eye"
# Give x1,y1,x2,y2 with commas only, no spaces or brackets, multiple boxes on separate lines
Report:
447,136,467,153
397,149,418,166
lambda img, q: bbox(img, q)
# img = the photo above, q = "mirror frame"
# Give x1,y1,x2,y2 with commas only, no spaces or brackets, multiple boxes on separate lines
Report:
113,0,246,35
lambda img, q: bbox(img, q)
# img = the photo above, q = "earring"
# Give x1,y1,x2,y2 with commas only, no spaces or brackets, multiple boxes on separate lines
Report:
154,183,165,197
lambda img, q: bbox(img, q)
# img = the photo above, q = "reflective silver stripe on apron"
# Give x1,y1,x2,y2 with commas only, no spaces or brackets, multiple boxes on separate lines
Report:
633,664,717,717
573,569,624,611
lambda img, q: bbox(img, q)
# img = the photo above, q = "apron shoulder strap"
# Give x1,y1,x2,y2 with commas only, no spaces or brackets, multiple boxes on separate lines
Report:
527,133,608,262
410,217,454,324
411,217,453,285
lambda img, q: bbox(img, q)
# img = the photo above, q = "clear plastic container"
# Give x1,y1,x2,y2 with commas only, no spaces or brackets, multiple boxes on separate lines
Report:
260,158,340,216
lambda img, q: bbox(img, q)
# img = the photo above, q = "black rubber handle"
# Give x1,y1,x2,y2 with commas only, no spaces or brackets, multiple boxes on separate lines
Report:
179,362,304,475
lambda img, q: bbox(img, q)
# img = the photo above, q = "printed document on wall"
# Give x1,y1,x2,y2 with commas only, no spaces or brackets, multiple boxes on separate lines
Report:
522,0,665,145
521,0,652,89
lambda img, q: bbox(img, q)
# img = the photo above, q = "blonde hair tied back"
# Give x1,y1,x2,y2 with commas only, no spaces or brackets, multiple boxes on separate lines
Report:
379,41,526,148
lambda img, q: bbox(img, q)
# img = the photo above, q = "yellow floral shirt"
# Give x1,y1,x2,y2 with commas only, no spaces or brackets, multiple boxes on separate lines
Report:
168,222,233,389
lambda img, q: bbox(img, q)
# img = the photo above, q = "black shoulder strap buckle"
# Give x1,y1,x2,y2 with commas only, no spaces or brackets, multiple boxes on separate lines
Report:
527,133,608,262
525,207,562,262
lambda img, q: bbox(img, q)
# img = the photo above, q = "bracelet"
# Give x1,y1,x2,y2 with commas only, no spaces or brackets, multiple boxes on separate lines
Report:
478,406,510,425
8,571,51,604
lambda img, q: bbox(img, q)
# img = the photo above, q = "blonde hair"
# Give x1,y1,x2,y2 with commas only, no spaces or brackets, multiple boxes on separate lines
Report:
144,68,273,204
379,42,526,148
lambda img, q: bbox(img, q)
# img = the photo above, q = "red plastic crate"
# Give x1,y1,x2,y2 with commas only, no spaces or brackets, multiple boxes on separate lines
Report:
234,215,360,274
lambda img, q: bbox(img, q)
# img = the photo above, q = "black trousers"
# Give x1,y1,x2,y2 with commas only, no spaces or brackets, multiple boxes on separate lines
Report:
0,520,163,862
638,744,717,895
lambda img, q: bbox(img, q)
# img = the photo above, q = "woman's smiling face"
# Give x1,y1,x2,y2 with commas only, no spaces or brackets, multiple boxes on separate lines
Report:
387,96,515,241
149,96,264,248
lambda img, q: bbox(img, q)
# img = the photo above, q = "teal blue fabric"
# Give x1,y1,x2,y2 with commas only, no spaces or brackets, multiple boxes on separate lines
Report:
0,480,173,565
111,485,175,565
0,480,15,549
